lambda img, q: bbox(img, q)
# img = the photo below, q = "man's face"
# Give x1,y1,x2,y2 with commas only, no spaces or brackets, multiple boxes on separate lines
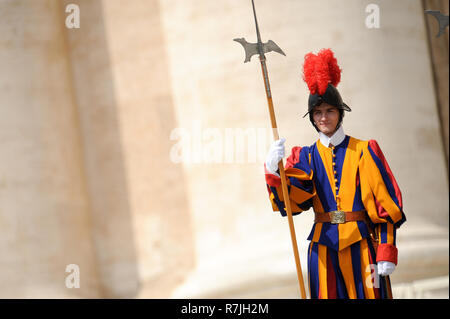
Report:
312,103,340,137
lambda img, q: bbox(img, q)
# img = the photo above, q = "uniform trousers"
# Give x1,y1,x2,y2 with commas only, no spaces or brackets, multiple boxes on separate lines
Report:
307,238,393,299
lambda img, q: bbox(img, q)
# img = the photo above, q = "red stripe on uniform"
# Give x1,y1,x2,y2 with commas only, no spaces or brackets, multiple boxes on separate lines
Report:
264,163,281,187
375,198,389,218
368,140,403,208
326,249,337,299
286,146,302,169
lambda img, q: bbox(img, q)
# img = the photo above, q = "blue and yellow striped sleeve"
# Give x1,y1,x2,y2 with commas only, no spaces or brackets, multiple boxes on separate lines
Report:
265,146,315,217
359,140,406,265
374,222,398,264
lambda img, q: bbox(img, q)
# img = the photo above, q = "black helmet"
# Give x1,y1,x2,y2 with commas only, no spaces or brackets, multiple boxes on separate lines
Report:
302,83,351,118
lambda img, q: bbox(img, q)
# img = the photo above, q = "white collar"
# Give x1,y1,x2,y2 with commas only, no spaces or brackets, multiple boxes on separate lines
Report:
319,125,346,148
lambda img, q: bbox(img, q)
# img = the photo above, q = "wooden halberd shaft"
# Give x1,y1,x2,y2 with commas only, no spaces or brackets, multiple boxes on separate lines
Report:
259,55,307,299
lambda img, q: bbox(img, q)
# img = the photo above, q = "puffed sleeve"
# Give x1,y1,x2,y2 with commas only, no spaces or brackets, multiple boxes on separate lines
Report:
359,140,406,265
265,146,316,217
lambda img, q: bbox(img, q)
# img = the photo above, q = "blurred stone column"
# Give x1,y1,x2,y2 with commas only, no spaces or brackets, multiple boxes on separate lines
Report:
422,0,449,171
62,0,195,298
0,0,100,298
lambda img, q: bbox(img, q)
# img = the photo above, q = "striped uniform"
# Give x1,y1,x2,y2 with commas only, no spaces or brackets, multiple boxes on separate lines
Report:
265,135,406,299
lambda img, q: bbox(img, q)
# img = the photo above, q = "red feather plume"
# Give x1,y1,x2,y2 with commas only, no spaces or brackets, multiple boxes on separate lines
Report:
302,48,342,95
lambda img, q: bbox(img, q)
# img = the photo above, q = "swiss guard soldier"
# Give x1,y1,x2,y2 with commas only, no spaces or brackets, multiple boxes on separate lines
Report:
264,48,406,299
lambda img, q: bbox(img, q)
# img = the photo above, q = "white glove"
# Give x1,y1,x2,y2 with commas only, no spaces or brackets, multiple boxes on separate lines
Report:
377,261,395,277
265,138,286,177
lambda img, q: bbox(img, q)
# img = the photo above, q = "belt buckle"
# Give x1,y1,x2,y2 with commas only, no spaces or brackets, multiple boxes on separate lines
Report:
330,210,346,224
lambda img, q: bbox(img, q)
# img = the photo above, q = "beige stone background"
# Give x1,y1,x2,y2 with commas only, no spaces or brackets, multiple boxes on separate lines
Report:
0,0,448,298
